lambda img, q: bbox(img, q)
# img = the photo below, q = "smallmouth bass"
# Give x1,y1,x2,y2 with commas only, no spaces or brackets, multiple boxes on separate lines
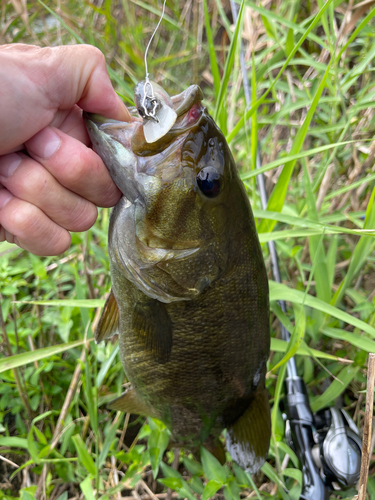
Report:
84,82,270,472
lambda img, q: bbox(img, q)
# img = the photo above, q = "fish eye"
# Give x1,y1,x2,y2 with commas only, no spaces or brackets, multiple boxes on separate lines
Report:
137,107,145,118
196,166,222,198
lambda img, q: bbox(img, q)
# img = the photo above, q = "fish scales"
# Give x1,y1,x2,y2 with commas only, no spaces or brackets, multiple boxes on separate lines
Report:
84,82,271,472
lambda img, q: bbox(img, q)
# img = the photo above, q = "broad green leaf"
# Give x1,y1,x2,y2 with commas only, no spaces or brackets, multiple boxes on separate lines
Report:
159,463,196,500
202,479,223,500
283,467,303,485
276,441,299,469
189,475,204,495
0,339,88,374
158,477,183,489
20,491,36,500
0,241,22,255
232,462,250,486
224,480,241,500
200,446,227,483
0,436,28,449
160,461,182,479
80,476,96,500
310,365,359,413
72,434,97,476
261,462,289,500
183,456,203,476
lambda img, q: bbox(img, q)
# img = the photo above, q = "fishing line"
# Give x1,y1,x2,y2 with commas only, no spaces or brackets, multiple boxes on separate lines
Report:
141,0,168,122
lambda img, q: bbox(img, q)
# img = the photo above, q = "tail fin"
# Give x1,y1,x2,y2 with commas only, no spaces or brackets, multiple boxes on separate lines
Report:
226,389,271,473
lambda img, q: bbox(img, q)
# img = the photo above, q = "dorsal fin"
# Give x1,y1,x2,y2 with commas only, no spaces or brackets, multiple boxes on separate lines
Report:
132,300,173,363
95,290,119,343
226,388,271,474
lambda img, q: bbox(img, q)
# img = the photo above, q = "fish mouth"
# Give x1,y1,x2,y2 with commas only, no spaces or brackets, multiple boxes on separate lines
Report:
84,103,206,160
83,84,209,203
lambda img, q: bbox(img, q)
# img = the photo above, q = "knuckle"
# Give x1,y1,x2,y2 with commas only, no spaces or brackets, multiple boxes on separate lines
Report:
41,229,71,256
66,200,97,231
60,147,103,189
10,201,40,235
98,183,121,208
86,45,106,67
18,165,49,198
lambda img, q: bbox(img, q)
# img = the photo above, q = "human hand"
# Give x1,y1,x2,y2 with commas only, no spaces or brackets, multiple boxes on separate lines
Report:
0,44,131,256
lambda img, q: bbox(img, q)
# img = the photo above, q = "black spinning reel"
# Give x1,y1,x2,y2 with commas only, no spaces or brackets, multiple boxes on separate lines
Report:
283,376,362,499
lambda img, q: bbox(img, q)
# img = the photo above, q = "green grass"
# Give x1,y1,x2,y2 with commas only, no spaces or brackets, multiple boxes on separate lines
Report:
1,0,375,499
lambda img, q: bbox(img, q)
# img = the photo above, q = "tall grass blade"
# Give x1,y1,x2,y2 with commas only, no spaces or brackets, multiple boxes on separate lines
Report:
0,339,88,374
258,59,332,234
214,0,246,133
310,365,359,413
331,186,375,307
270,281,375,337
227,0,334,142
270,304,305,372
203,0,220,99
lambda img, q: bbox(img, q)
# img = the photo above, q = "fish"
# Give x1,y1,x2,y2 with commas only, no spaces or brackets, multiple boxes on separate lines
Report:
84,81,270,473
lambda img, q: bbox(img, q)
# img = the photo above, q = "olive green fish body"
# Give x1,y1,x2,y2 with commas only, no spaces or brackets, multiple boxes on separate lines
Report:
84,84,270,472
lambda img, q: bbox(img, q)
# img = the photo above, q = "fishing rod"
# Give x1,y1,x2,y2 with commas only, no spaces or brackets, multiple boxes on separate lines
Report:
229,1,362,498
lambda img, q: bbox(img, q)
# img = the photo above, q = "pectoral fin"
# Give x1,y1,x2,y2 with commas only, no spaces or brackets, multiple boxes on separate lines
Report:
108,388,156,417
95,290,119,343
132,300,173,363
226,389,271,473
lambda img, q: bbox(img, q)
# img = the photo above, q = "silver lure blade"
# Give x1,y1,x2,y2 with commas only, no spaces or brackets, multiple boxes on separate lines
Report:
143,102,177,143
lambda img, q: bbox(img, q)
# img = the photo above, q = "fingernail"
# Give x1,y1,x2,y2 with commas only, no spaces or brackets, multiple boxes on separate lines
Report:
0,188,13,209
27,127,62,159
0,153,22,178
114,94,131,122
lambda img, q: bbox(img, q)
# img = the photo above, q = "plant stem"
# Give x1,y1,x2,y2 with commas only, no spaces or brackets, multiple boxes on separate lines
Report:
358,352,375,500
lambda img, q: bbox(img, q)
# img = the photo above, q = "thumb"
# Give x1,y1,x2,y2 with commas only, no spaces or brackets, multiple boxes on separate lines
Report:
44,44,131,122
